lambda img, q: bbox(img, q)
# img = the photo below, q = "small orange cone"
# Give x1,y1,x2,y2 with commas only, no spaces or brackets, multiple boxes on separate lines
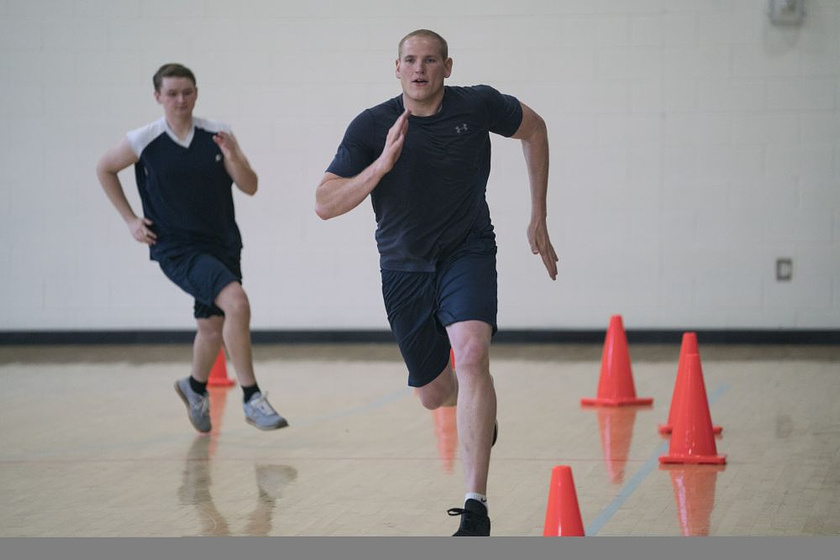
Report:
659,353,726,465
207,348,235,388
581,315,652,406
659,333,722,435
543,465,585,537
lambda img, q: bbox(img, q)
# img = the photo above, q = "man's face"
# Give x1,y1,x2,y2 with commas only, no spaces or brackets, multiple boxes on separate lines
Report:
395,36,452,105
155,76,197,119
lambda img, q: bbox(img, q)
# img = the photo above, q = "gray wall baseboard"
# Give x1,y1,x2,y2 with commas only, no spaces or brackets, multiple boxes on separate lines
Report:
1,329,838,345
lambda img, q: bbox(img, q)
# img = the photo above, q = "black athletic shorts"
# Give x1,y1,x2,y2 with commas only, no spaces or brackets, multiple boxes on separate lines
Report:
381,230,498,387
157,252,241,319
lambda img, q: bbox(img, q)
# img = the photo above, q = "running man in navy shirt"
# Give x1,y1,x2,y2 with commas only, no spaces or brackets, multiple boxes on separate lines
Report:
97,63,288,434
316,30,558,536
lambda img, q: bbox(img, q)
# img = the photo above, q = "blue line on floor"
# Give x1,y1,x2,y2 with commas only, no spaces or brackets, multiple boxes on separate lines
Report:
585,383,729,536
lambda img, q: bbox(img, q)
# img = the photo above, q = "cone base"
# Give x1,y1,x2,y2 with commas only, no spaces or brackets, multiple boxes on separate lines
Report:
659,453,726,465
581,396,653,407
659,423,722,435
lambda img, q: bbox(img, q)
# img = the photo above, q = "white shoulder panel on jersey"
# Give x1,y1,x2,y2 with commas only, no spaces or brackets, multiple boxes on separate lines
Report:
126,118,168,157
193,117,232,135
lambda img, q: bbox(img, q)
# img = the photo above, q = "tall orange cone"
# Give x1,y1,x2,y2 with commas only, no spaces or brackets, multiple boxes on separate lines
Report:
581,315,653,406
659,353,726,464
661,464,725,536
207,348,235,388
543,465,585,537
659,333,722,435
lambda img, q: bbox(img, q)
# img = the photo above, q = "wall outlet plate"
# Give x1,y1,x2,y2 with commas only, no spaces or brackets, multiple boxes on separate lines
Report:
769,0,805,25
776,258,793,281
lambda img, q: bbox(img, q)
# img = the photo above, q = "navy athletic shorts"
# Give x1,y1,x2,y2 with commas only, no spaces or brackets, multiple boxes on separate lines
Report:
381,231,498,388
157,252,242,319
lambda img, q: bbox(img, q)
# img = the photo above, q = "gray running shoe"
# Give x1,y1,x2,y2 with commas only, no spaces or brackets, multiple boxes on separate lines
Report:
244,392,289,430
174,377,211,433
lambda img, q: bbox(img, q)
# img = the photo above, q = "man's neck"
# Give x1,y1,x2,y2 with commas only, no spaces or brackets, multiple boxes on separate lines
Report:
165,116,193,140
402,93,444,117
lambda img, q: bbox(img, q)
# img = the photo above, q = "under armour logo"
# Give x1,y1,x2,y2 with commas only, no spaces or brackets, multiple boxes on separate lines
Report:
455,123,468,134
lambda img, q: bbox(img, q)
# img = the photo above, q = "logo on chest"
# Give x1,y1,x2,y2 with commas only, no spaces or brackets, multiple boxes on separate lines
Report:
455,123,469,134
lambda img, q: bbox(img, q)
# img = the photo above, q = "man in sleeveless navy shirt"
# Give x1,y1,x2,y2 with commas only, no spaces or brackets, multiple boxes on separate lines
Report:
317,30,558,536
97,63,288,434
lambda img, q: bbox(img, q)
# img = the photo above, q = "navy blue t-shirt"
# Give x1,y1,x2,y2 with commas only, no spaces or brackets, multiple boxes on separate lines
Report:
127,117,242,262
327,85,523,272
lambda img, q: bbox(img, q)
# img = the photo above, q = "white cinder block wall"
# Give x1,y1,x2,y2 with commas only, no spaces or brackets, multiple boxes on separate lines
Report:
0,0,838,332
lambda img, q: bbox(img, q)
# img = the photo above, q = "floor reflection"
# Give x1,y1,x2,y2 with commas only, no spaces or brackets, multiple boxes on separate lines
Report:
431,405,458,474
660,464,725,536
246,464,298,536
178,435,231,536
590,406,641,484
207,386,229,438
178,388,297,536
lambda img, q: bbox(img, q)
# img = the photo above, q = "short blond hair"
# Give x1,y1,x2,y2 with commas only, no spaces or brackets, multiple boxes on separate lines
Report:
398,29,448,59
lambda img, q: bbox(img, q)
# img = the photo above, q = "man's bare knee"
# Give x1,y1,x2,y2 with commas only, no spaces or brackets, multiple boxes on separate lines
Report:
418,390,447,410
453,338,489,372
216,284,251,319
196,318,224,343
417,370,456,410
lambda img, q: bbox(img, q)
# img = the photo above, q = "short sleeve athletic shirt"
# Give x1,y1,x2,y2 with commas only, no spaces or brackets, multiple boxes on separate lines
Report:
327,85,523,272
126,117,242,261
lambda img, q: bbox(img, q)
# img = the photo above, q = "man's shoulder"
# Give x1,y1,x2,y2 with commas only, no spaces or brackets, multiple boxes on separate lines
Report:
126,118,167,157
346,96,401,132
127,117,166,139
193,116,231,135
362,95,402,119
446,84,506,100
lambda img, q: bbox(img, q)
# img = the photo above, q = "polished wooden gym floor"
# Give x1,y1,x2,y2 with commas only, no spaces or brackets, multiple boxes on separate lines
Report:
1,342,838,537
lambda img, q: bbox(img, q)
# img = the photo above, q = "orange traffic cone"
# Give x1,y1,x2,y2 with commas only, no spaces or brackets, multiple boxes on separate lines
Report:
659,353,726,464
207,348,235,388
596,407,638,484
659,333,722,435
543,465,585,537
661,464,725,536
581,315,652,406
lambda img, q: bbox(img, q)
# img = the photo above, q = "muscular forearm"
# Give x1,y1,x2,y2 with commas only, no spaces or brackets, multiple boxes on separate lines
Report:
315,162,388,220
317,108,409,219
520,119,549,221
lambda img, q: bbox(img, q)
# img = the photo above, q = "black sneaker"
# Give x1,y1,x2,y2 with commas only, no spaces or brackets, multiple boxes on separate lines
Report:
448,498,491,536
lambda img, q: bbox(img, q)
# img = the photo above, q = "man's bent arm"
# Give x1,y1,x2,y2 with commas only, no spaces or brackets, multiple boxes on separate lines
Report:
316,109,410,220
512,102,558,280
